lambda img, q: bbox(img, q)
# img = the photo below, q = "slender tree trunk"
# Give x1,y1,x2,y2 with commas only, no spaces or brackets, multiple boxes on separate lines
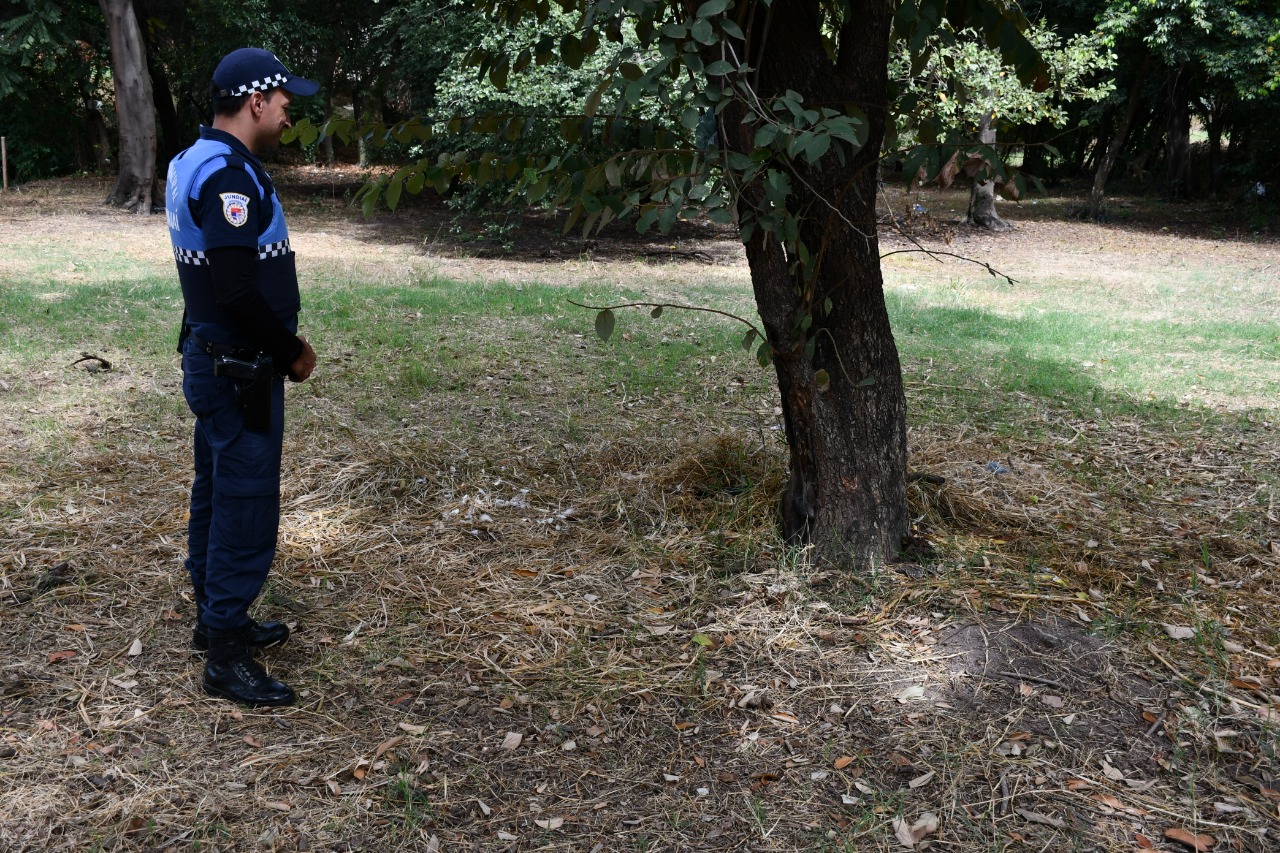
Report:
723,0,907,569
1206,99,1228,197
1089,55,1151,219
99,0,158,212
1165,66,1191,199
967,111,1009,231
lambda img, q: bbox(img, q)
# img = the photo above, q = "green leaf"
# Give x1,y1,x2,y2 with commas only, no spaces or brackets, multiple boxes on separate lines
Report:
814,369,830,391
620,62,644,81
595,309,616,342
741,328,758,352
385,175,403,211
636,206,660,233
754,125,778,148
857,376,875,387
658,204,679,234
705,60,735,75
561,34,584,69
721,18,744,39
696,0,729,16
756,340,772,368
650,305,664,319
692,633,715,647
489,55,509,90
690,19,714,45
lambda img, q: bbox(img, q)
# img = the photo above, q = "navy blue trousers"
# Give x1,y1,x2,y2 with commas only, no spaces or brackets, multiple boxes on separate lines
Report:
181,341,285,631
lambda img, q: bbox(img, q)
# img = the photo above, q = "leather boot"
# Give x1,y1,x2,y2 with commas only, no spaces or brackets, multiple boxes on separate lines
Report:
203,626,295,707
193,616,289,652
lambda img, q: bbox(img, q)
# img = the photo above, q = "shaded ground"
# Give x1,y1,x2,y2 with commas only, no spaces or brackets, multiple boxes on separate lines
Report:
1,175,1278,853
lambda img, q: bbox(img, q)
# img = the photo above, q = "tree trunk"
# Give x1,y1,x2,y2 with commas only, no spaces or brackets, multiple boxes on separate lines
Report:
99,0,158,212
967,111,1009,231
1089,54,1151,219
723,0,907,569
1164,65,1191,199
1206,99,1228,197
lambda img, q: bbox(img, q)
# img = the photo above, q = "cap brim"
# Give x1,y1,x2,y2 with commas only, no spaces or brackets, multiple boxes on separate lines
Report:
281,76,320,97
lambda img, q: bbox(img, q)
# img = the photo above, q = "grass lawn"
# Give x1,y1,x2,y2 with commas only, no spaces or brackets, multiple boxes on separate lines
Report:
1,177,1278,852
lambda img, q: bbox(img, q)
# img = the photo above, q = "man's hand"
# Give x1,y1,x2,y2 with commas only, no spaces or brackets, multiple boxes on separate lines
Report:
289,336,317,383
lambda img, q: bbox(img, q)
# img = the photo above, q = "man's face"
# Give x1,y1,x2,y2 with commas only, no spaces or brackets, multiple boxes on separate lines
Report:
255,89,294,149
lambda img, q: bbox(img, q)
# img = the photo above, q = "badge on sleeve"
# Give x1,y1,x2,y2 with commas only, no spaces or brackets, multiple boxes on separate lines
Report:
219,192,250,227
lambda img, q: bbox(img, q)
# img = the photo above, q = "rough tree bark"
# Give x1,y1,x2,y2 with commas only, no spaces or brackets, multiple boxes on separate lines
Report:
1088,54,1151,219
99,0,159,212
722,0,908,568
967,111,1009,231
1165,65,1191,199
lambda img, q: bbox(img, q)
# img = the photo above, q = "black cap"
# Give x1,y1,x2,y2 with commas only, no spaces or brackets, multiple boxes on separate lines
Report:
212,48,319,99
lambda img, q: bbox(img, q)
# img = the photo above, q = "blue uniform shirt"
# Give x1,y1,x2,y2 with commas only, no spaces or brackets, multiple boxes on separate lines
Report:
166,126,300,349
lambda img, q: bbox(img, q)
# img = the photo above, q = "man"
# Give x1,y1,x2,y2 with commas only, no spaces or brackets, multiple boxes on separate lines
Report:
166,48,319,707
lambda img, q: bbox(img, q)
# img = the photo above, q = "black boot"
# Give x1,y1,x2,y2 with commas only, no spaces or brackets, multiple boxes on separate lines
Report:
193,616,289,652
203,626,295,707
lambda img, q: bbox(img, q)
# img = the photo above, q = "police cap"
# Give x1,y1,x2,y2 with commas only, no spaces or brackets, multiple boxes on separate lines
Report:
213,48,320,100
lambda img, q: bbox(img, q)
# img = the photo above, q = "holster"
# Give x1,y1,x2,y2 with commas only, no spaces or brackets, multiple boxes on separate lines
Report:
213,354,274,432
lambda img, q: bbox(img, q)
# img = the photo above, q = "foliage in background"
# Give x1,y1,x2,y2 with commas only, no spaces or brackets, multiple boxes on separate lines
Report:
0,0,110,181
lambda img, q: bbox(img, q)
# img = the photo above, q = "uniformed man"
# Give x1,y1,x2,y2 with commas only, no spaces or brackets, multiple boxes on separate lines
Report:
166,48,319,707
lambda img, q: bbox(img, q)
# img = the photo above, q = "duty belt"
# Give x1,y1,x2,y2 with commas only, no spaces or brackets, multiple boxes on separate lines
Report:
186,330,260,361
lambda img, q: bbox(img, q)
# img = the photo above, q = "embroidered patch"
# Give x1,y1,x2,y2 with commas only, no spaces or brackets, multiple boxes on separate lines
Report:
220,192,250,227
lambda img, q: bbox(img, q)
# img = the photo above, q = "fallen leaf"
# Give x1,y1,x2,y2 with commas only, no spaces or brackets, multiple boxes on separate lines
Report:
243,734,263,748
908,770,936,789
534,817,564,830
1018,683,1034,697
127,638,143,656
771,711,799,724
374,736,404,759
1066,779,1092,791
501,732,522,751
47,650,78,663
1093,793,1124,812
264,801,291,811
561,740,576,751
1016,808,1066,829
1136,832,1154,848
398,722,427,736
477,800,491,816
496,831,517,841
644,624,673,636
1163,624,1196,640
834,755,854,770
1222,640,1244,654
1164,827,1215,851
892,812,939,848
1042,695,1065,708
895,685,926,703
691,633,714,647
1100,759,1126,781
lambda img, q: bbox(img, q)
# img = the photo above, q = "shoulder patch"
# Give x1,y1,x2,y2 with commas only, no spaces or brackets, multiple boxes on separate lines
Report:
219,192,251,227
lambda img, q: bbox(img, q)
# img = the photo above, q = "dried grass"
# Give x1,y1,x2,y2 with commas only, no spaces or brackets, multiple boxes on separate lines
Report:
1,178,1278,853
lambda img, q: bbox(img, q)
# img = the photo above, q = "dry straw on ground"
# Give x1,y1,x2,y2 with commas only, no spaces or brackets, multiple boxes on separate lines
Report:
1,177,1278,853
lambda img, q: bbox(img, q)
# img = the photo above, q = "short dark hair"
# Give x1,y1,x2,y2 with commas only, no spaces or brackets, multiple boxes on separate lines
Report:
209,81,279,117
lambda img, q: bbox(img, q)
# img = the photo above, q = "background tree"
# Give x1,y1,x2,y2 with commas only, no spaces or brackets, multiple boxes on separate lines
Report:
98,0,157,211
0,1,111,180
